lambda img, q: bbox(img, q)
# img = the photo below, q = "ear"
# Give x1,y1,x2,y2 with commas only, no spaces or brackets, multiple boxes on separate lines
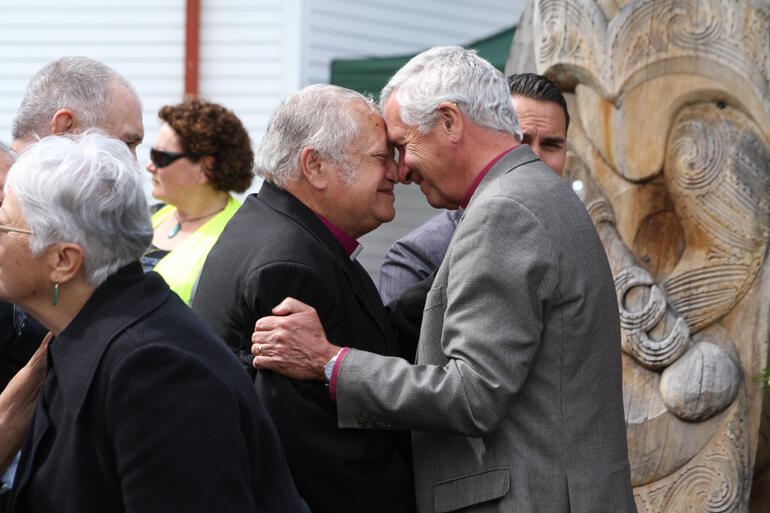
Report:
46,242,86,285
299,147,327,190
196,156,215,185
437,102,463,144
51,110,75,135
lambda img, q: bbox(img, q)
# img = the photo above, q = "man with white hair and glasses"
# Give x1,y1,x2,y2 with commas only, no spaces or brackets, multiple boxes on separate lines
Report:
251,47,636,512
193,85,417,513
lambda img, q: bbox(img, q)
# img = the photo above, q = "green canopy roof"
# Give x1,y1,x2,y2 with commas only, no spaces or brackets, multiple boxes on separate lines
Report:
330,25,516,99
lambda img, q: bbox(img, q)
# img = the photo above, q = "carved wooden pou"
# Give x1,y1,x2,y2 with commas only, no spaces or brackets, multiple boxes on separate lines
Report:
507,1,770,511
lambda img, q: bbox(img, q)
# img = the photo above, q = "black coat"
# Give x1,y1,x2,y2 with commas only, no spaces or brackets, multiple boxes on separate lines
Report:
2,263,307,513
0,302,47,392
193,182,417,513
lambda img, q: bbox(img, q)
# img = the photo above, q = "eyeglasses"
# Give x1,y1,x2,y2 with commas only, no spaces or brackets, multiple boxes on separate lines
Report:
150,148,188,168
0,225,33,235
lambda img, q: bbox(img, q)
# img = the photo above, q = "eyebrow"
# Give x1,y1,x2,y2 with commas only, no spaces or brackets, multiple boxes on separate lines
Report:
123,133,144,146
542,136,566,145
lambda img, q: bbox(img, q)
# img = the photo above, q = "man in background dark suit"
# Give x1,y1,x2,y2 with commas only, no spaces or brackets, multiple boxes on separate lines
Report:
193,84,416,513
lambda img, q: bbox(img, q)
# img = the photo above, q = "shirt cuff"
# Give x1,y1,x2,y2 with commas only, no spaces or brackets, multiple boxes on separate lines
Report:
328,347,350,402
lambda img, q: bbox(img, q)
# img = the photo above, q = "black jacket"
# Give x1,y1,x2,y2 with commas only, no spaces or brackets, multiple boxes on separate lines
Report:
0,303,47,392
3,263,307,513
193,182,417,513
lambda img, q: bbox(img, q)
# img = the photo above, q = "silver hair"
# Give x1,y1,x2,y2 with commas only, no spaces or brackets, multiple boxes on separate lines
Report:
380,46,521,139
12,56,139,142
255,84,378,188
7,129,153,287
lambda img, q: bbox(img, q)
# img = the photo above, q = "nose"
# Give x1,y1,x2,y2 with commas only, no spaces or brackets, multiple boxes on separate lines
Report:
146,161,156,173
385,156,398,183
397,157,412,184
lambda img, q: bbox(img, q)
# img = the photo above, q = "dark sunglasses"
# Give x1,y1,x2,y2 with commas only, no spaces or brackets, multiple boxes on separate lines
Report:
150,148,188,168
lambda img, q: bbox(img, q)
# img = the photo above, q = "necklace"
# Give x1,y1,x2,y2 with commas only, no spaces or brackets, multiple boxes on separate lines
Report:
167,202,227,238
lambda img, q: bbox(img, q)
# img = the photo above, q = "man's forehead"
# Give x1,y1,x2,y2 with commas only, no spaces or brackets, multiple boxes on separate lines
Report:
383,99,409,143
352,108,390,153
512,96,566,134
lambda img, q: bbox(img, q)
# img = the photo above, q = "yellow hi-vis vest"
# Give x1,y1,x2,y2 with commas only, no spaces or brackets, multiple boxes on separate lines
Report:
151,195,241,304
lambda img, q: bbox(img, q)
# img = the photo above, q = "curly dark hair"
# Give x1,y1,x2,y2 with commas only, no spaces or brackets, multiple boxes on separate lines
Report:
158,97,254,193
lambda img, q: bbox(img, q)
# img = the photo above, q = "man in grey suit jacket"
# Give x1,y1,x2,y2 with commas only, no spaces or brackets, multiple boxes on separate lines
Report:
378,73,569,305
252,46,636,513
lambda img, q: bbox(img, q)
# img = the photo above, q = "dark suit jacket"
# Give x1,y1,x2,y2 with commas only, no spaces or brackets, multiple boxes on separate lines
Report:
0,303,47,392
2,263,307,513
193,181,416,513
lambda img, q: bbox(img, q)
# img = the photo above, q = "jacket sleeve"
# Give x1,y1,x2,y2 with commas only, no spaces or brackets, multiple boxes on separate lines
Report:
336,196,558,436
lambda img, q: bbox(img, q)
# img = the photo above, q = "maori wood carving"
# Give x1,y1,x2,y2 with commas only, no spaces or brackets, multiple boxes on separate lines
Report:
510,0,770,511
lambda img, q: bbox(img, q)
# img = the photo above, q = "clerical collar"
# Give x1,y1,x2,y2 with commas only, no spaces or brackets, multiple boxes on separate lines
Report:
315,214,363,261
459,146,519,209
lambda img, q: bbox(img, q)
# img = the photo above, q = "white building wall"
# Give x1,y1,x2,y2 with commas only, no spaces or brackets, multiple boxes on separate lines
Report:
198,0,303,196
0,0,186,184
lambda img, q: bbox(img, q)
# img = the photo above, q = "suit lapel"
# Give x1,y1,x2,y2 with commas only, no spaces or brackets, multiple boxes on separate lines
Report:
347,260,398,355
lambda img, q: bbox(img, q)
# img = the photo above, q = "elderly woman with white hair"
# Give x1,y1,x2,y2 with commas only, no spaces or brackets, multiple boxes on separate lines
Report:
0,130,308,513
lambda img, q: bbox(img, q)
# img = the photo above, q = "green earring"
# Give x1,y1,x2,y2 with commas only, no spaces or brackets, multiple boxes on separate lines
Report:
52,281,59,307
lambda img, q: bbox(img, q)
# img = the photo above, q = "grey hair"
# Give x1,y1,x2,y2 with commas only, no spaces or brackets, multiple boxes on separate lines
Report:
255,84,378,188
12,56,138,141
380,46,521,139
7,129,153,287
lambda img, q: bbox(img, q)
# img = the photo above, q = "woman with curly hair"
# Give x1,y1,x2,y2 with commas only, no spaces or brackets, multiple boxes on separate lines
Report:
143,98,254,304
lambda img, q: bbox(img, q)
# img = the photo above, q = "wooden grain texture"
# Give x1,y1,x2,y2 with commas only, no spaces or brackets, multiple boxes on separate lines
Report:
509,0,770,510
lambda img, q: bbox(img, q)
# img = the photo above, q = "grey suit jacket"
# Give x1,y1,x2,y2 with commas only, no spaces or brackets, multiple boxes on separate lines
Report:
335,146,636,513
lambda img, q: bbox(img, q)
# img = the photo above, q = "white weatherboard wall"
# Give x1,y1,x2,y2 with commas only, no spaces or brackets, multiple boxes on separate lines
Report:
0,0,302,197
197,0,303,196
0,0,186,188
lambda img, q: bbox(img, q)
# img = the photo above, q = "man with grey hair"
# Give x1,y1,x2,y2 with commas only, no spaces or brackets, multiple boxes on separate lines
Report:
378,73,571,304
192,84,417,513
11,56,143,156
252,47,636,512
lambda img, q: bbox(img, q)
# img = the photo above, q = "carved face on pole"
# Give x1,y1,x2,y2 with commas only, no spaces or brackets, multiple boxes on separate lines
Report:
517,0,770,510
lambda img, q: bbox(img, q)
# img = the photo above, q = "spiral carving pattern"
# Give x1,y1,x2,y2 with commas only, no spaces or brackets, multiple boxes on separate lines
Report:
660,454,742,512
667,120,726,194
615,267,690,369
